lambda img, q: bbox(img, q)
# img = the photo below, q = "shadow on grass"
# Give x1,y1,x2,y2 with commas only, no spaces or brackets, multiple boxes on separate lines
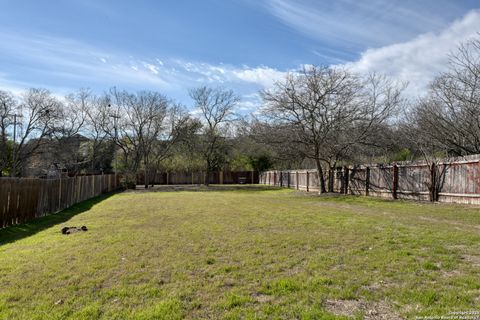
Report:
0,192,117,246
126,184,285,193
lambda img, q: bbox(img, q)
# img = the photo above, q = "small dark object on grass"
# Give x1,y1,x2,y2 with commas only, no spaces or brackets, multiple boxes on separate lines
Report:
61,226,88,235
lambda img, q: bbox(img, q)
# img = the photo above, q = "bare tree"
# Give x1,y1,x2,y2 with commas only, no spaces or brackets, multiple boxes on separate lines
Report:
249,119,306,169
81,93,114,173
397,115,449,202
0,91,15,176
189,86,239,186
107,89,173,188
55,90,88,139
262,66,358,193
11,89,60,177
46,89,91,175
262,66,404,193
145,103,199,186
413,36,480,156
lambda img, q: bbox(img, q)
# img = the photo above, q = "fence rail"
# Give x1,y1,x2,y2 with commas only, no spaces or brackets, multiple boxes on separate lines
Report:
0,174,120,229
137,171,259,185
260,154,480,205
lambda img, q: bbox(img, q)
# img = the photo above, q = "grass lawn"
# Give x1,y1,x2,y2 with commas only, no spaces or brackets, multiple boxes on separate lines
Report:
0,186,479,319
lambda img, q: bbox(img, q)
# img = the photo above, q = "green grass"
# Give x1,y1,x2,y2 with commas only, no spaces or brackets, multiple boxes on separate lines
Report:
0,186,479,319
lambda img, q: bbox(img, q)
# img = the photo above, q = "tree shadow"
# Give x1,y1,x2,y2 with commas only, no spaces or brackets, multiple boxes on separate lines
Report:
0,192,117,246
125,184,284,193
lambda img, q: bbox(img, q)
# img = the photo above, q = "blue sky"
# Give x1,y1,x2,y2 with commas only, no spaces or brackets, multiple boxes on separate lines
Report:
0,0,479,111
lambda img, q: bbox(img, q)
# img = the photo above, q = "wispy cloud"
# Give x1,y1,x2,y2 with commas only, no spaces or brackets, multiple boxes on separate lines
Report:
262,0,469,50
1,6,478,112
0,32,170,91
0,30,288,110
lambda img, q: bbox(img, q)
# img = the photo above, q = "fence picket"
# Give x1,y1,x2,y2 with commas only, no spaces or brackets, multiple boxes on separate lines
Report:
0,174,119,229
260,155,480,205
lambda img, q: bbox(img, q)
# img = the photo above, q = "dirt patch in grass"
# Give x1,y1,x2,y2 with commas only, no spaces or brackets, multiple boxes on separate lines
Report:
365,301,404,320
461,255,480,266
252,293,274,303
325,299,403,319
474,292,480,305
441,269,463,277
325,299,364,316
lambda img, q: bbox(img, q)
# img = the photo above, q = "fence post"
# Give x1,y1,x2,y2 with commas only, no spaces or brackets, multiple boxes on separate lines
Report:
220,171,224,184
58,177,62,211
430,162,436,202
166,172,169,185
296,171,299,190
344,166,349,195
287,172,291,188
365,166,370,196
92,174,95,197
306,171,309,192
251,170,254,184
392,164,398,199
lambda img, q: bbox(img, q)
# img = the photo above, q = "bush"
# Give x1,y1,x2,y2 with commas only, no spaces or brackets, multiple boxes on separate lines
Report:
121,173,137,189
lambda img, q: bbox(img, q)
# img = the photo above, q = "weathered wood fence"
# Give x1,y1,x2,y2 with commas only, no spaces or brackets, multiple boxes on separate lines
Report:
137,171,259,185
260,154,480,205
0,174,120,228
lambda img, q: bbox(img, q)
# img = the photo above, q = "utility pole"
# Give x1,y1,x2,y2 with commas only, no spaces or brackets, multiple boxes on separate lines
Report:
109,105,120,182
7,113,22,177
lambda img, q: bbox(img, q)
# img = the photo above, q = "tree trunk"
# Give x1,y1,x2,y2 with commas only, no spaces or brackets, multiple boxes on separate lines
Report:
204,167,210,186
315,159,327,194
144,160,149,189
429,162,437,202
328,166,335,192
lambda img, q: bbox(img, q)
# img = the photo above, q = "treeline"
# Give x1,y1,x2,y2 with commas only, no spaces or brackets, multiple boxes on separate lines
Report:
1,36,479,190
0,86,271,187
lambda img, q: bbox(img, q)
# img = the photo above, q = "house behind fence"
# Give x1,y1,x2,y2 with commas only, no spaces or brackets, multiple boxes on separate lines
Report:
260,154,480,205
0,174,119,229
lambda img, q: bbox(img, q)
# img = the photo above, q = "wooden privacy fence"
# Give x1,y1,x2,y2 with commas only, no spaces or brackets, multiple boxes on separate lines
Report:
0,174,120,229
137,171,259,185
260,154,480,205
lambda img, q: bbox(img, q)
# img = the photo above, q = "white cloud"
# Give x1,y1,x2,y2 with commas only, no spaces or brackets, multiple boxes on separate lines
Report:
170,58,288,89
343,9,480,97
143,62,159,75
232,66,285,88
